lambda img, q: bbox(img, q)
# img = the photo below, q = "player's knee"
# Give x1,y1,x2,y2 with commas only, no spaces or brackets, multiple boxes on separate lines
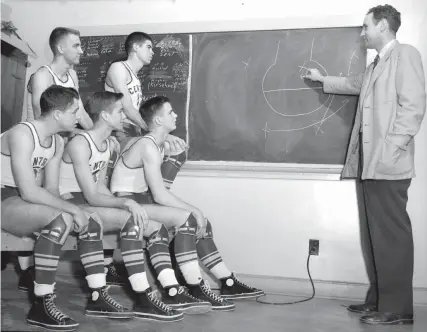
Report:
177,213,197,236
79,213,103,241
147,224,169,248
121,216,142,240
41,213,72,244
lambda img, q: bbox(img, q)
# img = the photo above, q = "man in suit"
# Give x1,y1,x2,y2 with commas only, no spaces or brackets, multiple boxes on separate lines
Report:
305,4,426,325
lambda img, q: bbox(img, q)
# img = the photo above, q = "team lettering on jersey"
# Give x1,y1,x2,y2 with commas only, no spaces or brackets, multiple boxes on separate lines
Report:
91,160,107,183
32,156,49,180
128,84,142,109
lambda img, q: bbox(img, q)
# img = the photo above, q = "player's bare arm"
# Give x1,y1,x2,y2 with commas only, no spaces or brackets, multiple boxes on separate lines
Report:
67,135,147,226
9,125,87,229
107,63,147,130
30,68,54,119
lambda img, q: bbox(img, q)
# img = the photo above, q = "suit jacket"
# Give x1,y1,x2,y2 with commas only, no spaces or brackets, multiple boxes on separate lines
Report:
323,41,426,180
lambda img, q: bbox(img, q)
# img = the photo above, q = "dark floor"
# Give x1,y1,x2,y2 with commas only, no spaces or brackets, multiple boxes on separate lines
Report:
1,269,426,332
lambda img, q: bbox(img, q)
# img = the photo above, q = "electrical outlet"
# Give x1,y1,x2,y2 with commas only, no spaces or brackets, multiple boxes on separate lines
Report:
309,239,319,256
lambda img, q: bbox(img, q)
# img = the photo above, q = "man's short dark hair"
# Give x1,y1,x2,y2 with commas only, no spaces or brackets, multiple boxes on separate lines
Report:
367,4,401,33
49,27,80,55
84,91,124,122
139,96,170,126
40,85,79,115
124,32,153,55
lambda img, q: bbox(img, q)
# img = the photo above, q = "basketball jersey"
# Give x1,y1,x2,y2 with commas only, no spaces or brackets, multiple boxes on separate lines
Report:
26,66,76,121
105,61,142,126
59,133,111,195
110,135,164,194
1,122,56,187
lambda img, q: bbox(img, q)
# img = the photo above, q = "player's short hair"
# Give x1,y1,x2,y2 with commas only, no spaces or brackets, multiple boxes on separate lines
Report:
84,91,124,122
139,96,170,126
367,4,401,33
49,27,81,55
40,85,79,115
124,32,153,55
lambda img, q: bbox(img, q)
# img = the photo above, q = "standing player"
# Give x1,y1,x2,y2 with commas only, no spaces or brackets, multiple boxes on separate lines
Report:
1,86,132,331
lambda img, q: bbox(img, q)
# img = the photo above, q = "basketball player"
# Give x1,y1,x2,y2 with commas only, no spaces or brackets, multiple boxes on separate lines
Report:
59,91,214,319
103,31,188,281
1,86,132,331
110,96,265,310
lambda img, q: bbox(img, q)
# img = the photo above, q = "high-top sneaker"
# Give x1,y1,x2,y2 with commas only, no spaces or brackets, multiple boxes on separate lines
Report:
27,293,79,331
162,285,212,315
188,280,235,311
18,266,35,292
85,286,134,319
134,287,184,322
105,262,127,286
220,273,265,300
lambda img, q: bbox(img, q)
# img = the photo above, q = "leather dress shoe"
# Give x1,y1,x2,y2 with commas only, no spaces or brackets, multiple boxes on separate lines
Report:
347,303,377,314
360,312,414,325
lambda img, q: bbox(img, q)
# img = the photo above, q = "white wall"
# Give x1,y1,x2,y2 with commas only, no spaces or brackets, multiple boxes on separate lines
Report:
3,0,426,295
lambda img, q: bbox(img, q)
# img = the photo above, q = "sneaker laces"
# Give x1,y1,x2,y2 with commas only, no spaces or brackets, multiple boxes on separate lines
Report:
100,286,126,310
178,286,199,301
107,264,120,278
45,294,68,322
201,281,226,303
148,289,172,312
232,273,256,290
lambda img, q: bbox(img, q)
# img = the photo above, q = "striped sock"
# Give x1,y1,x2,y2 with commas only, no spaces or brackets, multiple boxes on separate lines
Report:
79,216,105,283
147,225,172,276
120,216,145,284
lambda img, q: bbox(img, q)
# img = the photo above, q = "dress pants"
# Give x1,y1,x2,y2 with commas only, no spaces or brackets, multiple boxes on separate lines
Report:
358,133,414,314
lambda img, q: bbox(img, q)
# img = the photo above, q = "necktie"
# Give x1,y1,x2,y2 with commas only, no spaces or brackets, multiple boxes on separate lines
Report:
373,54,380,69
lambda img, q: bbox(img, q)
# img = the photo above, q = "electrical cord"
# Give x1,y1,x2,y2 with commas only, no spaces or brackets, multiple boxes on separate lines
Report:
255,252,315,305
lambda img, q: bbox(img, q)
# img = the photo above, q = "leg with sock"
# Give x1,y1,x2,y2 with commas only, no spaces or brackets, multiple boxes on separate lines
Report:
80,214,133,319
17,251,35,292
174,214,234,311
27,213,80,331
197,220,264,300
120,216,183,322
146,223,211,314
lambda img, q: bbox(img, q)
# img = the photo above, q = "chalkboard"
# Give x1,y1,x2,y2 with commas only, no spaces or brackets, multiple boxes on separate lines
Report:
75,34,190,139
188,27,366,164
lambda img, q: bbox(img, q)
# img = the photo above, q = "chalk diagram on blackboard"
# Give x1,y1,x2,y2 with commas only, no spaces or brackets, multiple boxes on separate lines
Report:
262,38,357,136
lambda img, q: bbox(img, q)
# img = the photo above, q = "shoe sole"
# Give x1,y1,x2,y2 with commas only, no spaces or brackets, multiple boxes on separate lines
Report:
221,291,265,300
27,319,79,331
106,282,125,287
347,307,376,314
212,304,236,312
172,304,212,315
85,310,134,319
134,312,184,322
360,318,414,325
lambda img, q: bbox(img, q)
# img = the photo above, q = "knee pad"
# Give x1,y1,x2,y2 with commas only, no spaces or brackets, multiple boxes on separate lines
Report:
79,214,103,241
147,224,169,249
202,220,213,239
40,214,69,244
163,151,187,167
177,213,197,236
121,216,142,240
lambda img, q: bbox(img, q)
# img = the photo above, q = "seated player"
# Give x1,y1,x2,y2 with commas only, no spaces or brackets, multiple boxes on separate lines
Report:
59,91,212,320
110,96,265,309
1,86,132,332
